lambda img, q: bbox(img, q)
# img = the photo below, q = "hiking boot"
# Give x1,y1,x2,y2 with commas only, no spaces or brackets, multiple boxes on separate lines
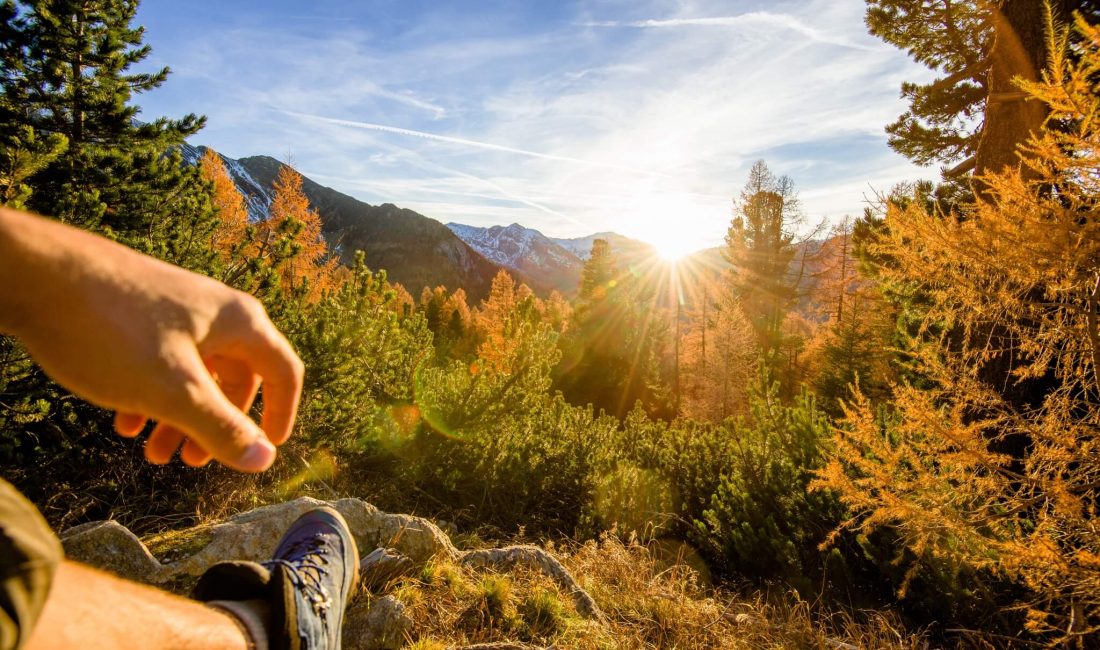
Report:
266,507,360,650
193,506,360,650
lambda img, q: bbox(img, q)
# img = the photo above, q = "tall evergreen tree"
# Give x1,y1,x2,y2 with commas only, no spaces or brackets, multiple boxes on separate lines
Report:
724,160,804,359
579,238,617,300
0,0,213,267
865,0,991,171
867,0,1099,179
0,0,222,525
557,242,673,418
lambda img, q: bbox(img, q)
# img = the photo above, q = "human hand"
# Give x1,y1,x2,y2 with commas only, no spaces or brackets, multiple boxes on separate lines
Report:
0,208,303,472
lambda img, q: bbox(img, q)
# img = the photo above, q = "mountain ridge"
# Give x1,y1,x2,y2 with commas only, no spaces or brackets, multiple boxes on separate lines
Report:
445,222,583,295
180,146,506,301
183,144,676,300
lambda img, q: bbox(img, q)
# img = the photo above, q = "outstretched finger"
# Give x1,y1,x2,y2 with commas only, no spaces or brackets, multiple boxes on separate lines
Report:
145,423,187,464
180,438,212,468
114,412,147,438
180,356,261,468
234,328,303,446
168,353,276,473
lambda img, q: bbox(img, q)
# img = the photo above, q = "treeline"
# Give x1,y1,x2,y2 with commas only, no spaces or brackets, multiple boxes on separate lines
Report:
2,0,1100,646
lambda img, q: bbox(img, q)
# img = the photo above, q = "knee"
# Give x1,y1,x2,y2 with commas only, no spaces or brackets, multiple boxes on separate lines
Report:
0,482,62,650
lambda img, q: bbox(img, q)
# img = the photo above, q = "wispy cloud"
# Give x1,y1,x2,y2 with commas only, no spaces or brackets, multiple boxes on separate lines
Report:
581,11,879,51
136,0,937,250
283,110,671,178
357,84,447,119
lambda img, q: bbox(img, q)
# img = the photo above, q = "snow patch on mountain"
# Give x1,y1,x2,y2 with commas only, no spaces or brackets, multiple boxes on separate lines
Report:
177,143,271,222
447,223,578,271
447,222,584,293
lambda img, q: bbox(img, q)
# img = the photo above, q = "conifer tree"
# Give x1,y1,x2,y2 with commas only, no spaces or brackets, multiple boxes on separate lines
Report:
420,285,448,336
442,287,474,358
679,290,757,421
580,238,617,300
559,242,673,418
476,270,519,374
0,0,214,267
0,0,221,522
198,148,249,264
0,126,66,208
865,0,991,170
390,283,415,318
816,15,1100,640
867,0,1098,179
541,290,572,334
260,165,337,302
803,218,897,411
724,160,805,359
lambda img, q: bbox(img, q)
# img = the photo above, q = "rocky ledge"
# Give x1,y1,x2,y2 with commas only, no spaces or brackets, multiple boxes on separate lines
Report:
60,497,602,650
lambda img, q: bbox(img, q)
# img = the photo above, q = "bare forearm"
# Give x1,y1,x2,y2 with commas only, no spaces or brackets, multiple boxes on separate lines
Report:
0,205,301,472
0,207,54,335
0,207,110,338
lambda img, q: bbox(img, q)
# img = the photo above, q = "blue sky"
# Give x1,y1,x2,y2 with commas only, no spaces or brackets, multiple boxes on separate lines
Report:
133,0,937,255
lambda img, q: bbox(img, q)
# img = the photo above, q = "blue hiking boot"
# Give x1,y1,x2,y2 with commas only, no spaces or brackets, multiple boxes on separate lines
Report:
267,507,360,650
194,507,360,650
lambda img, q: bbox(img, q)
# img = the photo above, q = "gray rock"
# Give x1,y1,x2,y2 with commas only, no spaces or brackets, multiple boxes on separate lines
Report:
162,497,458,580
60,497,458,588
460,545,604,622
360,547,415,592
58,498,607,647
344,595,412,650
61,520,163,583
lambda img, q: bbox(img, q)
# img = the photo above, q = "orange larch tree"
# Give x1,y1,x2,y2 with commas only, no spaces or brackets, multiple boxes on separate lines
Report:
261,165,338,302
814,14,1100,642
198,148,250,267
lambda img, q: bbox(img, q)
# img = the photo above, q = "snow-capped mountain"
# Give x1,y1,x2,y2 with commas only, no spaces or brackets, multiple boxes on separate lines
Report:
178,143,271,222
548,232,655,263
178,145,505,300
446,222,584,294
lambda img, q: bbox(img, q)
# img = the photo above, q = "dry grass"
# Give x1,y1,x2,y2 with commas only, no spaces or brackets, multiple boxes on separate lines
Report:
388,534,927,649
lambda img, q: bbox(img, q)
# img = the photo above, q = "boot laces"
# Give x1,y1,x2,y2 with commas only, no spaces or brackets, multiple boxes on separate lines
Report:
264,537,334,618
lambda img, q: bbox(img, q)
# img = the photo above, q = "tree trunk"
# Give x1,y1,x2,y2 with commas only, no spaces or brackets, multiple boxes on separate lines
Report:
973,0,1050,191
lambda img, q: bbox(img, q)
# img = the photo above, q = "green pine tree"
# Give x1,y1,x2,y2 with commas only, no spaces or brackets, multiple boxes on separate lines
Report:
579,238,617,300
0,0,223,527
723,160,802,360
0,0,214,269
867,0,1097,179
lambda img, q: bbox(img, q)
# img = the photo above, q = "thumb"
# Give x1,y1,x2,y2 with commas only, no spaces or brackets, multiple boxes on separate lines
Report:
171,361,277,473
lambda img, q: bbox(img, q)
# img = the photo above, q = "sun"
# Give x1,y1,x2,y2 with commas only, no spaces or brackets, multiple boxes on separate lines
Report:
628,196,716,261
653,236,700,261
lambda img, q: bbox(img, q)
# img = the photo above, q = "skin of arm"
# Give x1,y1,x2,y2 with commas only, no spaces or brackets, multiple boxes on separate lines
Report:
0,206,304,472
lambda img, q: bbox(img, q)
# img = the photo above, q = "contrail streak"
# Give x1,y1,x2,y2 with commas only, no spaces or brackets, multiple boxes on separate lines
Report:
283,110,671,178
311,133,587,226
582,12,877,52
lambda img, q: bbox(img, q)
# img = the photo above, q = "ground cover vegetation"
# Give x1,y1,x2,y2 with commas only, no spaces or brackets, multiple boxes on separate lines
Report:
1,0,1099,646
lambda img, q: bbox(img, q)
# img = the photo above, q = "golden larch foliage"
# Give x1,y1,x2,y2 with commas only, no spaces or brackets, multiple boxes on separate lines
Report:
476,270,520,374
678,279,758,422
199,148,249,262
813,12,1100,643
261,165,339,302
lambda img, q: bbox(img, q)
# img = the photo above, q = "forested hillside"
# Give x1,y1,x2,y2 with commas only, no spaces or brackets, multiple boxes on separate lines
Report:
2,0,1100,647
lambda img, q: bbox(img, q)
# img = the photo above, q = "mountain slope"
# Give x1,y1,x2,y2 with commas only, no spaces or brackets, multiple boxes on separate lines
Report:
446,222,583,294
220,154,503,300
548,232,652,261
178,143,271,222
